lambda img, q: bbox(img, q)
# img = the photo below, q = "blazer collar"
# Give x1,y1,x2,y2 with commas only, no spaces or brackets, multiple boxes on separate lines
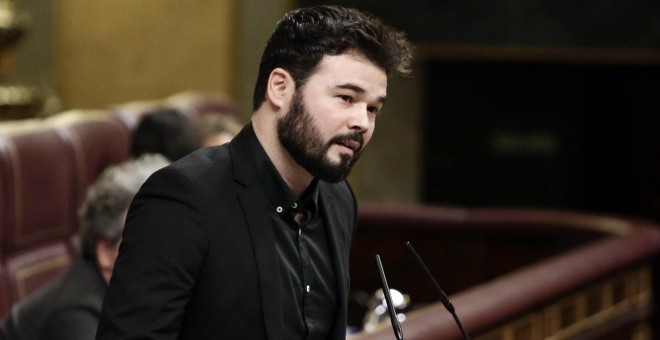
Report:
229,123,260,187
230,124,283,339
239,187,283,340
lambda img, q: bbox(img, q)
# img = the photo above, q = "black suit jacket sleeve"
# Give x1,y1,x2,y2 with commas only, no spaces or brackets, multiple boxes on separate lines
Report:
97,166,209,339
41,308,99,340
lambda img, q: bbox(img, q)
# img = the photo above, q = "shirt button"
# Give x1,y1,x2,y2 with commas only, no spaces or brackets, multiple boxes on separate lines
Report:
276,206,283,213
306,285,310,293
292,202,298,208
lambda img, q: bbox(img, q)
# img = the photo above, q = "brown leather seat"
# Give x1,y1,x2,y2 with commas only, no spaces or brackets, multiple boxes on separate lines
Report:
50,110,131,213
0,120,79,254
164,90,239,118
0,111,132,317
3,241,73,303
109,90,240,134
0,263,11,317
108,99,163,132
0,111,131,254
0,92,240,318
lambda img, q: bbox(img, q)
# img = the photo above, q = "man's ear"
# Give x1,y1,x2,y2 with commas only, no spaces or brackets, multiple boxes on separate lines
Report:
266,68,294,110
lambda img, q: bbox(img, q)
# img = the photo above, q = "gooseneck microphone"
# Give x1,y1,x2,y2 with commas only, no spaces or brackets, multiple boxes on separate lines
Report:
405,241,471,340
375,254,404,340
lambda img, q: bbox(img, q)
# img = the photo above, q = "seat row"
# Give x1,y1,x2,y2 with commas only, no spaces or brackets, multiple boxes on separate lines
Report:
0,91,238,316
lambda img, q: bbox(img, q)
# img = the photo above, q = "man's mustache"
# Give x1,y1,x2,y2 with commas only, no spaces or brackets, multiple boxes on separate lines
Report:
329,133,364,152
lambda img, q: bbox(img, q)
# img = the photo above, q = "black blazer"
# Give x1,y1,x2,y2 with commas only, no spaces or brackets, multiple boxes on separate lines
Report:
1,257,106,340
97,126,357,339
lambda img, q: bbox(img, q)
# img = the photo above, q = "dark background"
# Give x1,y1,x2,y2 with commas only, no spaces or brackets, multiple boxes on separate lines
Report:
299,0,660,221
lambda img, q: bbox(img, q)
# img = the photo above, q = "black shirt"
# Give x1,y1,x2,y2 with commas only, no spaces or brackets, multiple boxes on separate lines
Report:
248,125,339,339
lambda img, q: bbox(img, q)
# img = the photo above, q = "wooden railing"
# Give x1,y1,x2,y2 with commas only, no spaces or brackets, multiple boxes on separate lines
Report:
348,203,660,339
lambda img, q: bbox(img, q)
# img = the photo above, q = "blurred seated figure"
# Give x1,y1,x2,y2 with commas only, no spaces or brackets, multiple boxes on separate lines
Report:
0,154,169,340
196,113,243,147
131,108,201,161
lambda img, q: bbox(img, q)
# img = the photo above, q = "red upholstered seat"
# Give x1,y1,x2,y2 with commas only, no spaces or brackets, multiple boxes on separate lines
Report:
0,111,131,316
0,93,237,317
109,90,240,134
0,263,11,318
50,110,131,212
108,99,162,132
164,90,239,118
0,111,131,255
3,241,73,303
0,121,78,253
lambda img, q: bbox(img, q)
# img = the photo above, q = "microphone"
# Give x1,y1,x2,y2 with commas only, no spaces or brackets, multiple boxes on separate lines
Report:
375,254,404,340
405,241,471,340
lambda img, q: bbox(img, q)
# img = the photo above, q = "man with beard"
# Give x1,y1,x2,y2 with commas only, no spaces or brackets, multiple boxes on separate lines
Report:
96,5,413,340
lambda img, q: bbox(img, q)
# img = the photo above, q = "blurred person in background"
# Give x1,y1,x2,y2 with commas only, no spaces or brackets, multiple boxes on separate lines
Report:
131,108,201,162
196,113,243,147
0,154,168,340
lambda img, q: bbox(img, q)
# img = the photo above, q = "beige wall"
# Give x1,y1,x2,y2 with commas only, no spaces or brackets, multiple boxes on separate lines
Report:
49,0,421,203
236,0,293,120
55,0,237,109
349,67,423,203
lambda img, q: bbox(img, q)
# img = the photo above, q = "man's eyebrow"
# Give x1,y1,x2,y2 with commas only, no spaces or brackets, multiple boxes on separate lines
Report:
336,83,387,103
336,83,365,93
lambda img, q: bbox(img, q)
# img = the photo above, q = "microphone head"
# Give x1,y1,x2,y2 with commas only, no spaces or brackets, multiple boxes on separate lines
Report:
362,288,411,333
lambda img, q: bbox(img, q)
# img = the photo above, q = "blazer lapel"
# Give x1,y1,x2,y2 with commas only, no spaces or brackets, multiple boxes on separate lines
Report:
239,190,283,340
231,126,283,340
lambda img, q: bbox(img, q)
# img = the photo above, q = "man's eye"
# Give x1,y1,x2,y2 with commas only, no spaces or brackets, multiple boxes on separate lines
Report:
367,106,379,114
339,95,353,102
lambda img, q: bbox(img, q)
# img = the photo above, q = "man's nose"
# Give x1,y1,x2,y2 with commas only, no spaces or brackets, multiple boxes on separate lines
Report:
348,104,371,133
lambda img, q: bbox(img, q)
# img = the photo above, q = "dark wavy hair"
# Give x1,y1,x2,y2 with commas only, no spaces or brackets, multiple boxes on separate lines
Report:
252,5,414,111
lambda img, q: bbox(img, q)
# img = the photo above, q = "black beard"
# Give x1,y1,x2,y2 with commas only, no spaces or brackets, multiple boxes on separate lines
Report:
277,90,363,182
